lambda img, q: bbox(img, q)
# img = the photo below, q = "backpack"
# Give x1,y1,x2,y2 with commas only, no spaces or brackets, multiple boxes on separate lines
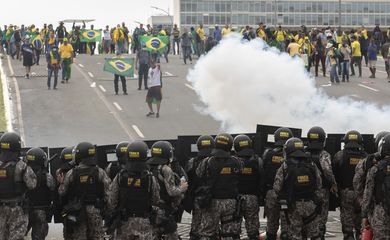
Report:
335,48,344,60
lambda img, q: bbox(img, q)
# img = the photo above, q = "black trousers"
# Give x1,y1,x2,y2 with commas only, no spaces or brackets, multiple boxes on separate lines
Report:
114,74,126,94
89,42,96,55
351,56,362,76
315,54,326,76
138,64,149,89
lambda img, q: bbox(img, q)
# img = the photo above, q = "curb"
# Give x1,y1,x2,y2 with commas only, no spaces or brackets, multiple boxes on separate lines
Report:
0,57,12,132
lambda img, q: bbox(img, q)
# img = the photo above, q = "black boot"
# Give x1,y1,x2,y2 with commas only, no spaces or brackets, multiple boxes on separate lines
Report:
265,232,277,240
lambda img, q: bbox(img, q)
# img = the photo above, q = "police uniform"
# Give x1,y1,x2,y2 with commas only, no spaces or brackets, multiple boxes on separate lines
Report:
147,141,184,240
273,138,322,240
58,142,111,240
185,135,214,240
362,133,390,239
333,131,367,240
108,141,160,240
196,134,242,240
26,148,56,240
0,132,37,240
105,141,129,181
234,135,264,240
263,128,293,240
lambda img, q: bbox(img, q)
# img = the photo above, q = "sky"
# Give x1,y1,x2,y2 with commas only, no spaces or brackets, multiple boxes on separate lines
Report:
1,0,173,30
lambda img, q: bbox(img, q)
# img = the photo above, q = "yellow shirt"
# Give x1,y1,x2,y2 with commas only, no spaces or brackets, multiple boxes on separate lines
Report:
59,44,74,59
196,28,205,41
158,29,166,36
113,28,124,43
48,37,55,45
275,30,286,42
361,29,368,40
257,29,266,40
222,27,231,37
287,42,301,56
351,41,362,57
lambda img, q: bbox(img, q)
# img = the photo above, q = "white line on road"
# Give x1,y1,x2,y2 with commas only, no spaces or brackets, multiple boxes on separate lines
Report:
88,72,94,78
165,71,173,76
99,85,106,92
78,64,84,68
358,84,379,92
321,84,332,87
134,74,138,78
113,102,123,111
185,83,195,91
132,125,145,138
377,70,387,74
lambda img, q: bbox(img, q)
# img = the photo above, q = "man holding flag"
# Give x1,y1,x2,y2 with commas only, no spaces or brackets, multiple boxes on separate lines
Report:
59,38,74,83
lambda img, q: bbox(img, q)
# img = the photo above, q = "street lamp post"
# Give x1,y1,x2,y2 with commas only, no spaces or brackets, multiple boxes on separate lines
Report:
339,0,342,30
274,0,277,29
151,6,174,33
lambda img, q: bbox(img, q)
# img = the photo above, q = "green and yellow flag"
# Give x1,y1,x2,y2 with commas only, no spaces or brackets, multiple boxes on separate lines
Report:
80,29,102,42
32,35,43,50
103,58,134,77
139,35,169,53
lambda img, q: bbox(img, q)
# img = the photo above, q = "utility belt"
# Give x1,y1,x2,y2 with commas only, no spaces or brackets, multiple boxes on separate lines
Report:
0,201,24,207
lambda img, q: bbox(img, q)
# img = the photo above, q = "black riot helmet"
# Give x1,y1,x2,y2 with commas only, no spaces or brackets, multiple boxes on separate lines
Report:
343,130,363,149
26,147,47,167
214,133,233,152
148,141,173,165
378,133,390,158
375,131,390,152
60,146,74,162
73,142,96,165
0,132,21,152
274,127,293,147
127,141,148,162
233,134,254,156
116,141,130,165
284,138,307,158
196,135,214,157
306,126,326,150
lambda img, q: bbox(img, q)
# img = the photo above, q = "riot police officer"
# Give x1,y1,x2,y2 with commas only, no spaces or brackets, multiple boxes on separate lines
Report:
305,126,337,239
196,133,242,240
147,141,188,240
333,131,367,240
362,133,390,238
262,127,293,240
26,147,56,240
0,132,37,240
274,138,322,240
58,142,111,240
185,135,214,240
234,134,264,240
108,141,160,239
105,141,129,180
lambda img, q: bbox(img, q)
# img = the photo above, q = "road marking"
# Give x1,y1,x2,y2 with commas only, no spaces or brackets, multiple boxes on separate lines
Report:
185,83,195,91
78,64,84,68
165,71,173,76
132,125,145,138
377,70,387,74
99,85,106,92
321,84,332,87
113,102,123,111
97,62,101,65
358,84,379,92
90,82,96,88
88,72,94,78
74,65,136,140
6,56,26,145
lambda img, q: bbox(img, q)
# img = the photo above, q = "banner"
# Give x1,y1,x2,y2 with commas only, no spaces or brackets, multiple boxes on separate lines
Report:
80,29,102,42
103,58,134,77
139,35,169,54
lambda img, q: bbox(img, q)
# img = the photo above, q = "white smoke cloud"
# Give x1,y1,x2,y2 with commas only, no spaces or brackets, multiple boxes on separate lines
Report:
187,36,390,135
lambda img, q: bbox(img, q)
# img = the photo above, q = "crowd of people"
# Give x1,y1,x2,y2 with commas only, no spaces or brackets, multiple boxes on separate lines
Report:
0,126,389,240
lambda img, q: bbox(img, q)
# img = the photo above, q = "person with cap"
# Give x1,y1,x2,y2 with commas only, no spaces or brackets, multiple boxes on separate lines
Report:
350,35,362,77
185,135,214,240
196,133,242,240
58,142,111,240
105,141,129,181
55,21,67,44
135,43,151,90
108,141,160,239
333,131,367,240
262,127,293,240
25,147,56,240
305,126,337,239
59,37,74,83
0,132,37,240
147,141,188,240
273,138,322,240
361,133,390,239
20,36,35,79
353,131,389,225
234,134,264,240
46,43,61,90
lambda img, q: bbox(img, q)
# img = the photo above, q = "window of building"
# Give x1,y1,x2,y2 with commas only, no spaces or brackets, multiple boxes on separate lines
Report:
181,3,186,12
289,3,294,12
323,3,328,13
306,2,312,12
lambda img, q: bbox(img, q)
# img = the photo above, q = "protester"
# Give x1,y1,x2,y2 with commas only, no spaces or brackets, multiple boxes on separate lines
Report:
20,36,34,79
340,40,352,82
55,21,67,44
88,25,96,55
326,43,340,84
368,39,378,78
213,25,222,43
381,38,390,81
287,38,300,57
135,43,150,90
46,44,61,90
350,35,362,77
172,24,180,55
196,24,205,57
181,29,193,64
146,59,162,118
314,37,326,77
221,24,231,38
59,38,74,83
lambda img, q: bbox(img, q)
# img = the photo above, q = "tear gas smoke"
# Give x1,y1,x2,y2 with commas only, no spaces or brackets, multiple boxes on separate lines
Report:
187,36,390,134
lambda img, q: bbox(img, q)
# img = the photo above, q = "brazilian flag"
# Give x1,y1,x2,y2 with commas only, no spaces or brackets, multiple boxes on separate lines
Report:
26,31,39,40
80,29,102,43
103,58,134,77
32,35,43,50
139,36,169,54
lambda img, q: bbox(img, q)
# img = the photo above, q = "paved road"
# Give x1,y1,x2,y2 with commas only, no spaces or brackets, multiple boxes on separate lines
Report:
2,52,390,239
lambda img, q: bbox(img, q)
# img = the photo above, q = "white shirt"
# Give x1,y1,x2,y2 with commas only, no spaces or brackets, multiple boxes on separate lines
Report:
103,30,111,40
148,67,162,88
